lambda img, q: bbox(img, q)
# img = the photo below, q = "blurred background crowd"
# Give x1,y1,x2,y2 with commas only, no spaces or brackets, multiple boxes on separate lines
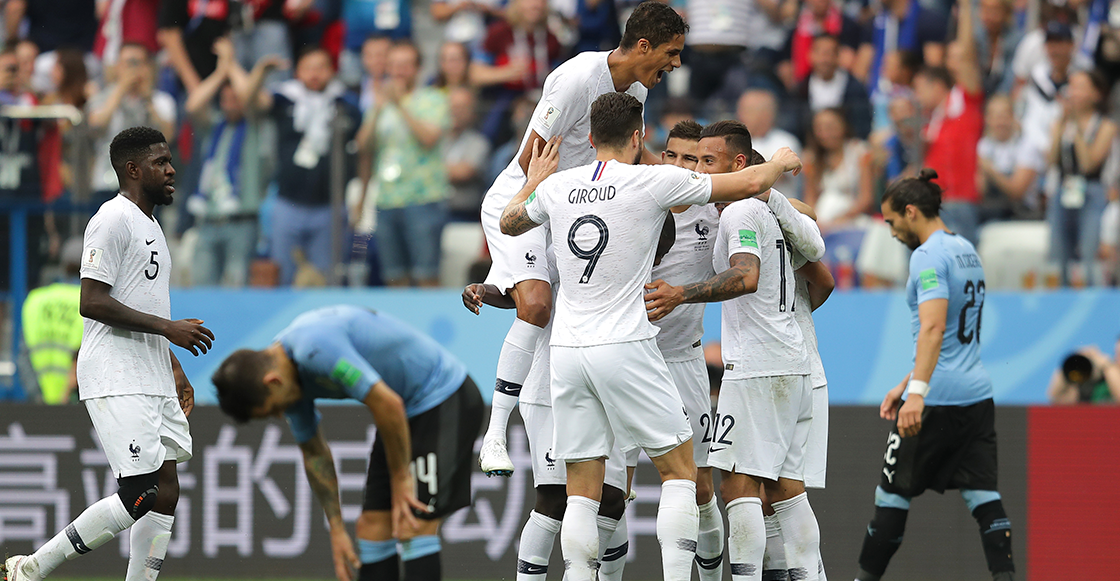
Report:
2,0,1120,297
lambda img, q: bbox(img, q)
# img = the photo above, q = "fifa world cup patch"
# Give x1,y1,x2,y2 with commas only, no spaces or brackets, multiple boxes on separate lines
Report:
538,102,560,130
738,229,758,249
84,248,103,270
331,359,363,389
919,268,939,291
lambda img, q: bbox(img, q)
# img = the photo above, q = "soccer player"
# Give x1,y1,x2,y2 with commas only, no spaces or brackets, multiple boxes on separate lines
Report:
645,122,827,581
500,93,802,581
855,170,1015,581
211,305,482,581
478,0,689,477
2,127,215,581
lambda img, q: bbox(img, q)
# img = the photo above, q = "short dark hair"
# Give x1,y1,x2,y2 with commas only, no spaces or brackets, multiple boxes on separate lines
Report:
109,126,167,176
915,65,954,89
882,168,942,218
296,45,333,67
390,38,422,66
667,119,702,142
700,120,753,158
212,349,274,423
812,33,840,47
749,149,766,166
620,1,688,50
590,92,644,150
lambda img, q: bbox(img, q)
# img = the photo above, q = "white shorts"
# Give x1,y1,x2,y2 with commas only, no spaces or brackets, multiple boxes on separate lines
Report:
481,191,553,293
803,385,828,489
667,357,714,469
550,339,692,462
85,394,192,478
520,402,629,491
708,375,812,482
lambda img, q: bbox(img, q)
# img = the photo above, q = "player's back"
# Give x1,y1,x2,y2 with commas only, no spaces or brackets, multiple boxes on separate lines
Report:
526,161,711,348
715,198,808,380
906,230,992,406
651,204,719,362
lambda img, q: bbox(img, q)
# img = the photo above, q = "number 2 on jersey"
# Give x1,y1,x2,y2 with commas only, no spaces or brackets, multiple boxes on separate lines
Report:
568,214,609,283
957,280,985,344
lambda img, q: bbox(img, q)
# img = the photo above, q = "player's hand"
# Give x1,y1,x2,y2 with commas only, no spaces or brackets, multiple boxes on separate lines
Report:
328,526,360,581
771,147,802,176
391,479,431,540
462,283,486,315
163,318,215,356
526,135,561,186
174,367,195,417
644,279,684,322
897,394,924,437
880,381,906,420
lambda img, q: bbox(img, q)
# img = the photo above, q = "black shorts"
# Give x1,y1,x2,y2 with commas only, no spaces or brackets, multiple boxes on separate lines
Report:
363,376,483,519
879,398,999,498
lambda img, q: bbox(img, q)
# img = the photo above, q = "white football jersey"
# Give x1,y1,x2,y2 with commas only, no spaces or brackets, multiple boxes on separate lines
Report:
484,51,648,206
792,266,827,388
715,198,809,380
651,204,719,362
525,161,712,347
77,195,175,399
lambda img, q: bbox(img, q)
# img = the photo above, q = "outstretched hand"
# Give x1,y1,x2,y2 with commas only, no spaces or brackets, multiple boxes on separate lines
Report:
771,147,802,176
164,318,215,356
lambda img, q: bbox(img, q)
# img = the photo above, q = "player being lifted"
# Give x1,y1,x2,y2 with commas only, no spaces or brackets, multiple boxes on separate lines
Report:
854,171,1015,581
3,127,214,581
645,122,826,581
500,93,801,581
477,0,689,477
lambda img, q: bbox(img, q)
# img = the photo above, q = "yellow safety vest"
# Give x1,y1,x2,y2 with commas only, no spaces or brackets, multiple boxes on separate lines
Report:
21,282,82,404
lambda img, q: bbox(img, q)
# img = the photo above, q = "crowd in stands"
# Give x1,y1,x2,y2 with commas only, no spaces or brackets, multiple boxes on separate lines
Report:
2,0,1120,292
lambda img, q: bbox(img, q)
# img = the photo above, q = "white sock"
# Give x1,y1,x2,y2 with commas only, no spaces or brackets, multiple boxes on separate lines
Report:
516,511,560,581
696,497,725,581
762,514,788,580
22,495,136,580
595,515,619,562
561,496,600,581
657,479,699,581
598,513,628,581
125,512,174,581
726,497,765,581
773,493,821,581
486,319,542,442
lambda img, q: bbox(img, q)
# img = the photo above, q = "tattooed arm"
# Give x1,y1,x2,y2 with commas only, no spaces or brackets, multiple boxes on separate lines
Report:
499,192,543,236
299,430,360,581
645,253,760,321
500,136,560,236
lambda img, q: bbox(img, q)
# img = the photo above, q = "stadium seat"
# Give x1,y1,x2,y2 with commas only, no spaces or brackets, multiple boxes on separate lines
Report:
977,221,1051,289
440,222,486,288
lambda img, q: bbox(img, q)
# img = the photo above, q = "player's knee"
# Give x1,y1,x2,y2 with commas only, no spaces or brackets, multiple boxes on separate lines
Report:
599,485,627,520
515,296,551,327
961,489,1001,513
534,485,567,520
356,511,393,540
873,486,911,511
117,472,160,520
695,474,715,504
156,474,180,512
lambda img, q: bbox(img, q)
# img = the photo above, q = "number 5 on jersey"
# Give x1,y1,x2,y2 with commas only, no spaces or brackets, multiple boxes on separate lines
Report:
145,251,159,280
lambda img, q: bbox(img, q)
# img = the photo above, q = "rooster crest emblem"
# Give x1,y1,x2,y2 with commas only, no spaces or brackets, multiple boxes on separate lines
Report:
695,223,709,240
129,442,141,459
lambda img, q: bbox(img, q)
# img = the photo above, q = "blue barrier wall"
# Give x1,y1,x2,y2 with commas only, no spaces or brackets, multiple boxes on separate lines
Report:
170,289,1120,406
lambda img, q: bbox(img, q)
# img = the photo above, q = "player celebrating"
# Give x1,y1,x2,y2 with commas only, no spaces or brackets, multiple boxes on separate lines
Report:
3,127,214,581
500,93,802,581
854,170,1015,581
211,305,482,581
645,121,827,581
478,0,689,477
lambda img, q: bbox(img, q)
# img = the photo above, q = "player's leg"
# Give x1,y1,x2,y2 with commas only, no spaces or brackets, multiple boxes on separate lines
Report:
855,487,911,581
356,511,398,581
595,484,627,576
956,400,1015,581
761,498,788,581
563,459,608,581
695,466,725,580
400,519,443,581
599,450,640,581
646,443,701,581
516,403,565,581
765,376,821,581
721,472,766,581
961,490,1015,581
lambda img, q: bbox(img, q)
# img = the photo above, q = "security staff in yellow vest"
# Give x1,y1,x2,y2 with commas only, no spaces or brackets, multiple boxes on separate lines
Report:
21,238,84,404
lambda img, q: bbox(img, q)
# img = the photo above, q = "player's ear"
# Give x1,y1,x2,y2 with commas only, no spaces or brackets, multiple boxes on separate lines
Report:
637,38,650,54
733,153,747,171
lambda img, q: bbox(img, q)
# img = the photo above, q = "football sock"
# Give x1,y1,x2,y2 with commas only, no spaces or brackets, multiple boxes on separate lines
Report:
773,493,821,581
971,499,1015,576
561,496,601,581
486,319,542,443
516,511,560,581
358,539,399,581
595,515,619,561
657,479,699,581
598,513,629,581
400,536,441,581
762,514,788,581
695,496,725,581
727,497,765,581
857,504,908,580
22,495,136,580
124,511,174,581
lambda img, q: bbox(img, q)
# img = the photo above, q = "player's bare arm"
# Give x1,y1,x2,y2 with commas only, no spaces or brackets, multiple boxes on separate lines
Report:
898,298,948,437
169,350,194,416
80,278,215,355
797,260,835,311
363,382,430,538
708,148,802,202
880,374,910,421
500,137,561,236
298,430,360,581
462,283,516,314
769,191,825,262
645,253,761,321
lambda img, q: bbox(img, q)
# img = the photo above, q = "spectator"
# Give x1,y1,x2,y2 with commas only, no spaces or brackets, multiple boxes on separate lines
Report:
4,0,97,54
976,94,1044,222
682,0,758,104
358,34,391,112
859,0,947,94
185,39,274,288
647,96,695,150
339,0,412,85
41,47,90,194
1011,2,1095,95
229,0,291,80
872,92,921,181
14,38,37,95
87,42,176,193
357,40,450,287
93,0,161,67
444,87,491,221
243,46,360,286
158,0,229,93
1047,69,1117,286
914,0,984,245
20,237,83,404
975,0,1021,96
738,88,802,196
486,90,536,183
1048,342,1120,404
803,107,874,231
567,0,623,54
779,0,868,88
791,33,872,140
434,40,472,90
1019,21,1076,161
869,48,921,132
431,0,506,45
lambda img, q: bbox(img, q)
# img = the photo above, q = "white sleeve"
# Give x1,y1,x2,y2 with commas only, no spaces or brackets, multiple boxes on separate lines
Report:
646,165,712,209
723,205,764,260
523,183,550,226
767,190,825,262
527,72,581,140
80,208,129,286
